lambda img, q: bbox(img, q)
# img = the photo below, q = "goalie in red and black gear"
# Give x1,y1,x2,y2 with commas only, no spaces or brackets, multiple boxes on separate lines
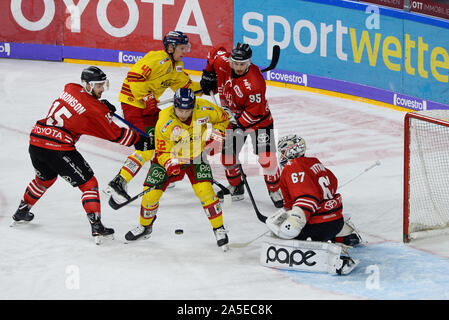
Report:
201,42,283,208
266,134,362,247
11,66,152,243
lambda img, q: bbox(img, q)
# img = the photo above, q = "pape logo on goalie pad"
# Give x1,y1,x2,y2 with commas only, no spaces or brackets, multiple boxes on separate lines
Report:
260,238,344,274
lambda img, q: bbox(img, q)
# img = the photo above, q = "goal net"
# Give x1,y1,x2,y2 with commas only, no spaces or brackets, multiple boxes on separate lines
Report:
404,110,449,242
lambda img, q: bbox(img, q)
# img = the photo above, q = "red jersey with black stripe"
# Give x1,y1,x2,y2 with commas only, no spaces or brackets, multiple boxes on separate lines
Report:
205,47,273,130
30,83,139,151
280,156,343,224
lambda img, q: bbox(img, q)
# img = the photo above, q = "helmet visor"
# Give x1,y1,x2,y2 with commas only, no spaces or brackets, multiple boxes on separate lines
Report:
89,79,110,91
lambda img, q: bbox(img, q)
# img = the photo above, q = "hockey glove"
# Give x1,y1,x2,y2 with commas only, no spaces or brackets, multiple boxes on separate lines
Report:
200,70,217,95
204,129,225,156
100,99,117,113
134,133,154,151
142,92,159,115
164,159,181,176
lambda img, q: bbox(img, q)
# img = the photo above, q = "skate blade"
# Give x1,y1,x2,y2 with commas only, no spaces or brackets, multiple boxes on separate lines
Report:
221,194,232,208
124,233,151,244
94,234,115,245
9,220,31,227
338,259,361,275
218,194,244,203
103,187,128,205
220,244,230,252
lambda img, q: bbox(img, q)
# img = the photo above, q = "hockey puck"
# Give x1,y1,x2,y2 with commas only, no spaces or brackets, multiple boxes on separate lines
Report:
175,229,184,235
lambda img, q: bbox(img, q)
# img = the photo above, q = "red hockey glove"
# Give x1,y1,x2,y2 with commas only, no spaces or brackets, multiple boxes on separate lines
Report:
204,129,224,156
142,92,158,115
164,159,181,176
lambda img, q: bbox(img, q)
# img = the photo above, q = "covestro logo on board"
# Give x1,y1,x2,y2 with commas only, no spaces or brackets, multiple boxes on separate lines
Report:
118,51,143,64
393,93,427,111
0,43,11,56
266,70,308,86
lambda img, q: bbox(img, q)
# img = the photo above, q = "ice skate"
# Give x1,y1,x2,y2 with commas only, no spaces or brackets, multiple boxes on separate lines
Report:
213,226,229,251
125,224,153,242
104,174,131,206
335,216,364,247
87,213,115,245
10,201,34,227
339,233,363,247
336,256,360,275
268,189,284,208
217,182,244,202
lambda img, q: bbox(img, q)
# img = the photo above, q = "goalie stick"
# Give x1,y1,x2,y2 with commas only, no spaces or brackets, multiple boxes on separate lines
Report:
340,160,381,189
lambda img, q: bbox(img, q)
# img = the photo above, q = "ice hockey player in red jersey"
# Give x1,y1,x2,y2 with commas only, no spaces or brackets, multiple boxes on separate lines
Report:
11,66,152,244
266,134,362,246
200,42,283,208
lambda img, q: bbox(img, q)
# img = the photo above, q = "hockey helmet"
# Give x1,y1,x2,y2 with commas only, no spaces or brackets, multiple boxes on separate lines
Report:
81,66,109,94
230,42,252,62
277,134,306,166
163,31,190,52
174,88,196,109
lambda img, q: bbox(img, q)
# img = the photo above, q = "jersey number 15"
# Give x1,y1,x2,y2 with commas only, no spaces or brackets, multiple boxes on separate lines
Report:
46,101,72,127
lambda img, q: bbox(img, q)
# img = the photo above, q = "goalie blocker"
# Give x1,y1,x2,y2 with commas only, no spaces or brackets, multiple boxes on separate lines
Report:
260,235,360,275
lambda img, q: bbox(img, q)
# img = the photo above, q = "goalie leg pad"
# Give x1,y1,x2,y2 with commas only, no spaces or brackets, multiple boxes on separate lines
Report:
260,236,360,275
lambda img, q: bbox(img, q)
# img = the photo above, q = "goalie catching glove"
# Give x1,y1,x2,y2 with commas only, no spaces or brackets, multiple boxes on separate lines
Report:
266,206,307,239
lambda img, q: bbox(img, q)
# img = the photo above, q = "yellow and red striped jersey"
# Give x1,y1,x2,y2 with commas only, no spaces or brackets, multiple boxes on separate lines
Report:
118,50,201,109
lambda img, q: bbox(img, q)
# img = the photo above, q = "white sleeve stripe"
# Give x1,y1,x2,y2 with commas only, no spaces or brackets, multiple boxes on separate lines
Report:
241,112,257,124
119,129,134,146
294,199,318,211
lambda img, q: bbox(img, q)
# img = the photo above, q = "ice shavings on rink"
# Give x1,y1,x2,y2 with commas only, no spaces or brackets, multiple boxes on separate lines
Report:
282,242,449,299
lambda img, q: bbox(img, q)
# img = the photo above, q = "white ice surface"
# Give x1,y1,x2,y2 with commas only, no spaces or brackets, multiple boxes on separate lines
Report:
1,59,448,300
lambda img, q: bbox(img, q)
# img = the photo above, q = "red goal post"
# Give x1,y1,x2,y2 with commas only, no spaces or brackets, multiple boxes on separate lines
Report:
404,111,449,243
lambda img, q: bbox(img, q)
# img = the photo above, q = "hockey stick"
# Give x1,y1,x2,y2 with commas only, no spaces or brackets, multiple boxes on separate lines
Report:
229,230,270,248
108,184,156,210
109,174,231,210
208,90,268,224
112,113,148,137
238,164,268,223
157,89,203,106
260,45,281,73
340,160,381,189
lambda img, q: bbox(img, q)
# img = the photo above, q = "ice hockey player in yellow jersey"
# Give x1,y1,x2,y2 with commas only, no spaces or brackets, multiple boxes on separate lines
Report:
124,88,230,251
105,31,205,205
